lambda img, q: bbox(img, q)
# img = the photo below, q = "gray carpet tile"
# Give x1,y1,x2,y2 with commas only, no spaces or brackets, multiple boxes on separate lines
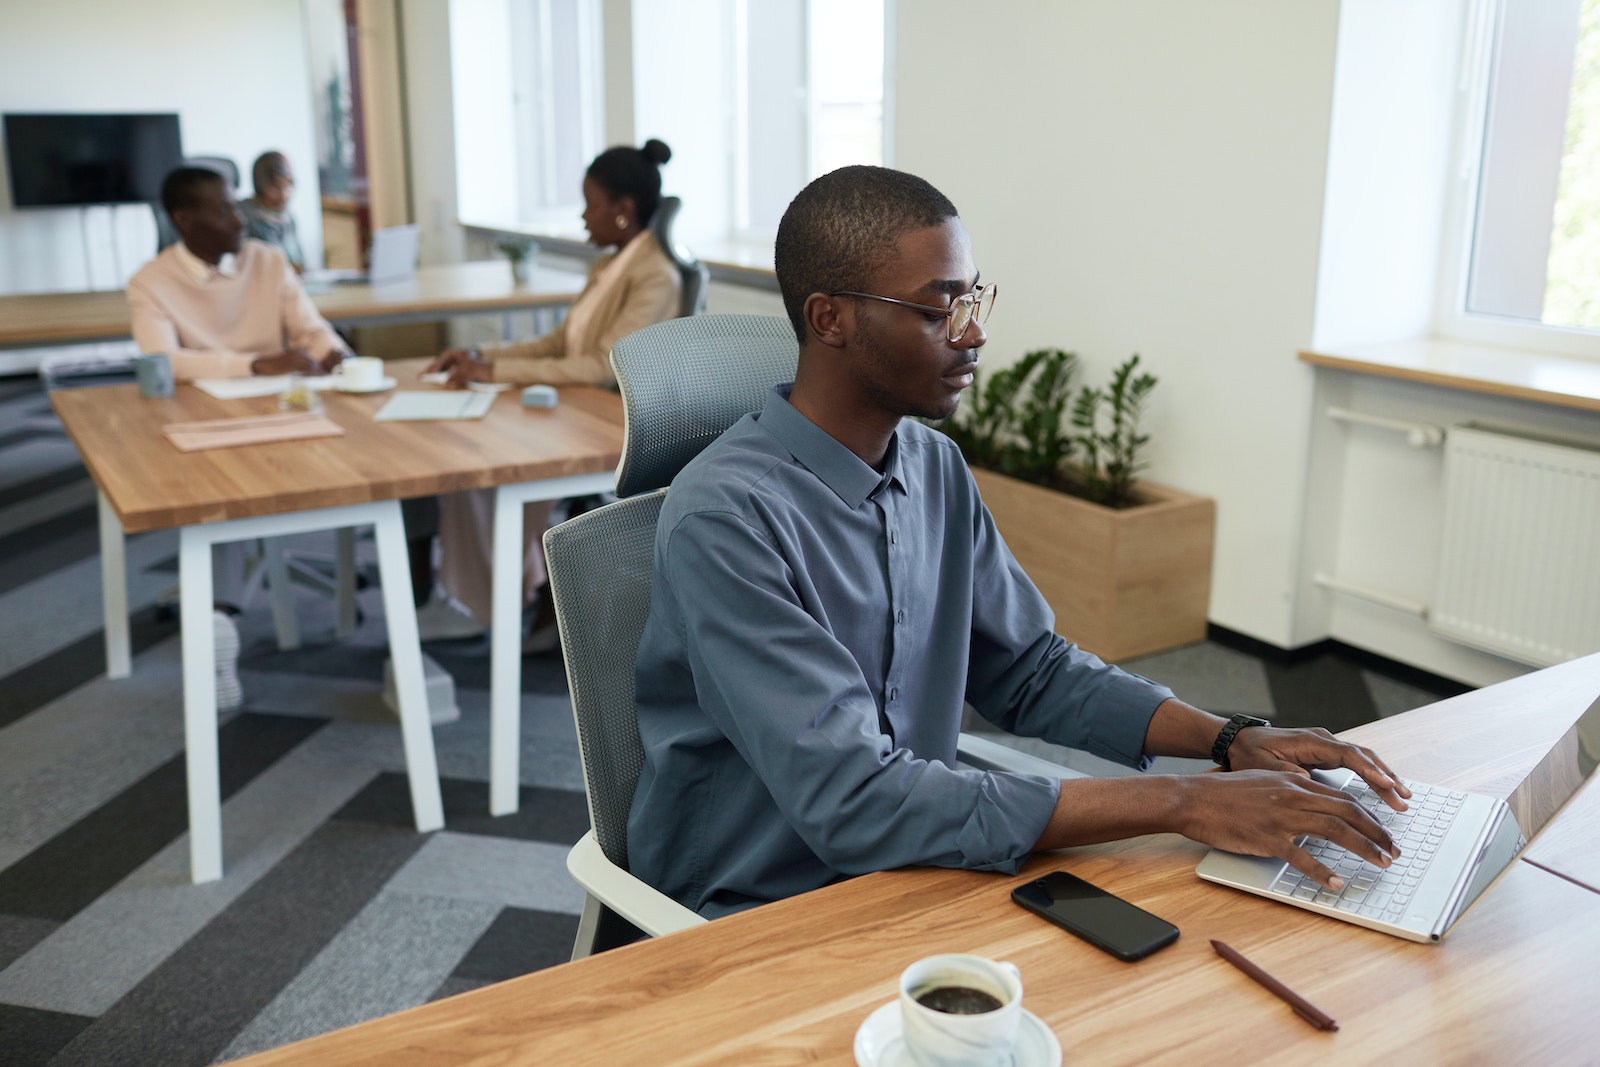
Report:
1363,668,1451,719
0,524,178,681
1261,650,1381,732
427,974,492,1002
1120,640,1274,715
0,713,324,922
0,503,101,596
0,605,180,731
334,774,591,847
47,821,429,1067
449,906,583,986
0,914,57,972
0,466,92,533
0,1003,92,1067
217,891,502,1062
0,726,388,1018
385,832,584,914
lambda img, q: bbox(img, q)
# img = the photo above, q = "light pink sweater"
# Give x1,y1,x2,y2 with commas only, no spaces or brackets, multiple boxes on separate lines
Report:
127,240,344,381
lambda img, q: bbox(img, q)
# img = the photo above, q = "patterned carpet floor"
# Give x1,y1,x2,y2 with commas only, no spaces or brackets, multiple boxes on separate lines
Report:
0,375,1464,1065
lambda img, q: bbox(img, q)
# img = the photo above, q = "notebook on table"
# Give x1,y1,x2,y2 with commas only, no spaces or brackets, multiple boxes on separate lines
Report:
1195,691,1600,943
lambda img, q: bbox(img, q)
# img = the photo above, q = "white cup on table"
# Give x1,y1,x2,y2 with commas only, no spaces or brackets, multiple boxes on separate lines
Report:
335,356,385,390
898,954,1023,1067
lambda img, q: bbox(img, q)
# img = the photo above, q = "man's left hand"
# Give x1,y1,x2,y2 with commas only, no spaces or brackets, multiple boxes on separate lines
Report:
1226,726,1412,812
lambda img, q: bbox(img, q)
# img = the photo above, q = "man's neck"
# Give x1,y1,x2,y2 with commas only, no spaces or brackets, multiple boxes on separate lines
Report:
182,239,223,267
788,370,899,471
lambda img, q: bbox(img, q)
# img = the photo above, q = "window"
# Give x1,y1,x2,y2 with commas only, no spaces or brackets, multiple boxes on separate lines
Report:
1452,0,1600,349
449,0,603,231
733,0,888,237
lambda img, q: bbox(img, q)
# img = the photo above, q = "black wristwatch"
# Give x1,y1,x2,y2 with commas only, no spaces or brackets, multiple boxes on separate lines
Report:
1210,714,1271,770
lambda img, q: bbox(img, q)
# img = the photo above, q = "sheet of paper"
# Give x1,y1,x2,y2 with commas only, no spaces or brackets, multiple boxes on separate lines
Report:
373,390,497,421
193,375,341,400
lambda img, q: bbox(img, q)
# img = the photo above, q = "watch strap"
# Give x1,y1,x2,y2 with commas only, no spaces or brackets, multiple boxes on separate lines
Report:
1211,714,1270,770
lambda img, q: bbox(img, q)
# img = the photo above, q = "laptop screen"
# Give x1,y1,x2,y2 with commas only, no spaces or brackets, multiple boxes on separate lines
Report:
1506,691,1600,846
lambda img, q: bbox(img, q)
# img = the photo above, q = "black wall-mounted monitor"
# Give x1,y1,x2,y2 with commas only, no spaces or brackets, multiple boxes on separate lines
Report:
3,113,183,209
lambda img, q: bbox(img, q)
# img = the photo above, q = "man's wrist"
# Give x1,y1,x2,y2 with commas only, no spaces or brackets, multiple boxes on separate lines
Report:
1210,714,1271,770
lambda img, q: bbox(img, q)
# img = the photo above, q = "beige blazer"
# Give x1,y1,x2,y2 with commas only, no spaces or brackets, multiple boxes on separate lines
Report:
485,231,682,386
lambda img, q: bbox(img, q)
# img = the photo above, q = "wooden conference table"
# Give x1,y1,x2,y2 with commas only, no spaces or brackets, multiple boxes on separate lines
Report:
51,361,623,882
0,260,587,349
228,651,1600,1066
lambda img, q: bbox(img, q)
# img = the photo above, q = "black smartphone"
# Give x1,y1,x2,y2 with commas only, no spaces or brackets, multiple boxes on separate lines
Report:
1011,870,1180,962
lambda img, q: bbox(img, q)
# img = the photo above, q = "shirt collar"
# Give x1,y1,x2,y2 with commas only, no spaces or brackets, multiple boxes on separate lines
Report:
758,384,907,508
174,240,239,283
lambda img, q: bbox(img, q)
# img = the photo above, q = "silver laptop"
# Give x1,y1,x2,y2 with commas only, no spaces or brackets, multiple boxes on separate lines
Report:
305,224,420,285
1196,691,1600,943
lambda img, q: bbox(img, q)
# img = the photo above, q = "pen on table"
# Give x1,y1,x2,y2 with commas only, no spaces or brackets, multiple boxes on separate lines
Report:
1210,939,1338,1032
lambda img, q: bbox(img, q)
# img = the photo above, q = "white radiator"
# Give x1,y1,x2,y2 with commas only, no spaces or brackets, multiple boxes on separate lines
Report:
1431,424,1600,667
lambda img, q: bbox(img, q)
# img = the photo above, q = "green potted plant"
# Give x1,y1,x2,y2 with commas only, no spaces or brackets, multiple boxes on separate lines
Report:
496,235,539,284
940,350,1214,662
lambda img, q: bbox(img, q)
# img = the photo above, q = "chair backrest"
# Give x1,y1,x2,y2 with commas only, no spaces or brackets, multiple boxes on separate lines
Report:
649,195,710,317
544,489,667,869
548,313,798,870
609,314,798,497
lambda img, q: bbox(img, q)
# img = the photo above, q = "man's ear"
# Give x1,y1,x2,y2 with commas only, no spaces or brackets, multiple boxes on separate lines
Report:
618,195,639,225
803,292,848,349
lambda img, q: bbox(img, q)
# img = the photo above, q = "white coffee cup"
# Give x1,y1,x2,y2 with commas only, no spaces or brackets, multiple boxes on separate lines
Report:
898,954,1023,1067
335,356,385,390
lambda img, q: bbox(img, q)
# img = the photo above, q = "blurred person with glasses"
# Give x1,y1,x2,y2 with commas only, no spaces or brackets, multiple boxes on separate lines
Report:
627,165,1412,919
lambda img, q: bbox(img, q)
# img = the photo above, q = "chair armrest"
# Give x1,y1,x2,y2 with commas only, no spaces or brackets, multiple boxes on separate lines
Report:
566,831,707,938
956,731,1089,780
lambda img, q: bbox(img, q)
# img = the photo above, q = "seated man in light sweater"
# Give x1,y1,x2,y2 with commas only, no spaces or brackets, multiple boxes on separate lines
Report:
129,166,346,382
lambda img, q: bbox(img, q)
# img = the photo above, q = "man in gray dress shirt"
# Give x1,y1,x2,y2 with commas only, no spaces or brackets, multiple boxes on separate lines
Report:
629,166,1412,918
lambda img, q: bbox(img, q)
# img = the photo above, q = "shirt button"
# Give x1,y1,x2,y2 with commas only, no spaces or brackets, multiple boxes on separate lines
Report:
896,610,905,624
889,530,897,544
890,687,899,701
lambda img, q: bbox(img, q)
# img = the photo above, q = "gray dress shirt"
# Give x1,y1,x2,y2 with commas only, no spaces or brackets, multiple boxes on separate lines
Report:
629,384,1174,916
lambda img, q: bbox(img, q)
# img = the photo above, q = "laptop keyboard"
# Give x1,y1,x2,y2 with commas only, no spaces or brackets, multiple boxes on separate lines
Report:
1269,778,1467,922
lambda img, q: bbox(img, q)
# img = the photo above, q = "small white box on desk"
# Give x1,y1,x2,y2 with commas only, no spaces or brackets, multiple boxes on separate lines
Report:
522,384,558,408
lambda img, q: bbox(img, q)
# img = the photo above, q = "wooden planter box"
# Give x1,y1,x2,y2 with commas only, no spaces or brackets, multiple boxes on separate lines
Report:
972,468,1215,663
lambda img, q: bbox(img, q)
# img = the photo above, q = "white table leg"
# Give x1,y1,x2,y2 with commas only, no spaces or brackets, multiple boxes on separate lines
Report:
265,539,301,650
98,490,130,679
335,527,358,637
180,527,223,884
373,502,444,833
489,483,524,816
488,472,616,816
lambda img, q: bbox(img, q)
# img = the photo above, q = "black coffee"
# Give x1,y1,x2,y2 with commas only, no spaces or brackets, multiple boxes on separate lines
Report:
913,984,1004,1015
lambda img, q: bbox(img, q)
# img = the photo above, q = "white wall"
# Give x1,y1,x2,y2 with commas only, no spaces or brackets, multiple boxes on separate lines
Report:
0,0,322,294
896,0,1341,648
1312,0,1464,349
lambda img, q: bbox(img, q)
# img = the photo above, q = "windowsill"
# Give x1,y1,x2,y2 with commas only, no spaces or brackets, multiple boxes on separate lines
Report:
1299,337,1600,413
463,221,778,288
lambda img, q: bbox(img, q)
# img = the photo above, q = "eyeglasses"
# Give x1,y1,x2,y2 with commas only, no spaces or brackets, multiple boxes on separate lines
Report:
829,282,998,342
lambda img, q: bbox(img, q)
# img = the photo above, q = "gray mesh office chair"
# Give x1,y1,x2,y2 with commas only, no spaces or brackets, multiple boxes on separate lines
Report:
648,196,710,317
547,314,1081,959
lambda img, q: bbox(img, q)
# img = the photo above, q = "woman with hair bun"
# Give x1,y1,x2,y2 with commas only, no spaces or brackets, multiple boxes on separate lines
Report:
416,140,683,647
425,138,680,388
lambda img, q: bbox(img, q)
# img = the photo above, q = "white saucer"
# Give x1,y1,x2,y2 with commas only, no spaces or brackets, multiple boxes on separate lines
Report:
853,1001,1061,1067
335,376,397,394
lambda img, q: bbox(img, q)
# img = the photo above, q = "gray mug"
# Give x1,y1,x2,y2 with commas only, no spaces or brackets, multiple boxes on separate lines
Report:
135,353,174,398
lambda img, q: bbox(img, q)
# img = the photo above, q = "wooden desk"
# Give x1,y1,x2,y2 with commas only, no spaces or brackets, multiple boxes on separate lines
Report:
226,653,1600,1066
1523,774,1600,895
0,261,586,349
52,364,623,882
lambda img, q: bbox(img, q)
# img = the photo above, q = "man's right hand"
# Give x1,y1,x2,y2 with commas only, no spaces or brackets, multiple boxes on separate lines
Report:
252,348,325,376
1171,769,1398,890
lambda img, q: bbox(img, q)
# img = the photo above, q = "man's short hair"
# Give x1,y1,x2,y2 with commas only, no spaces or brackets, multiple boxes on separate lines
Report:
773,166,959,343
251,151,290,193
161,166,226,217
